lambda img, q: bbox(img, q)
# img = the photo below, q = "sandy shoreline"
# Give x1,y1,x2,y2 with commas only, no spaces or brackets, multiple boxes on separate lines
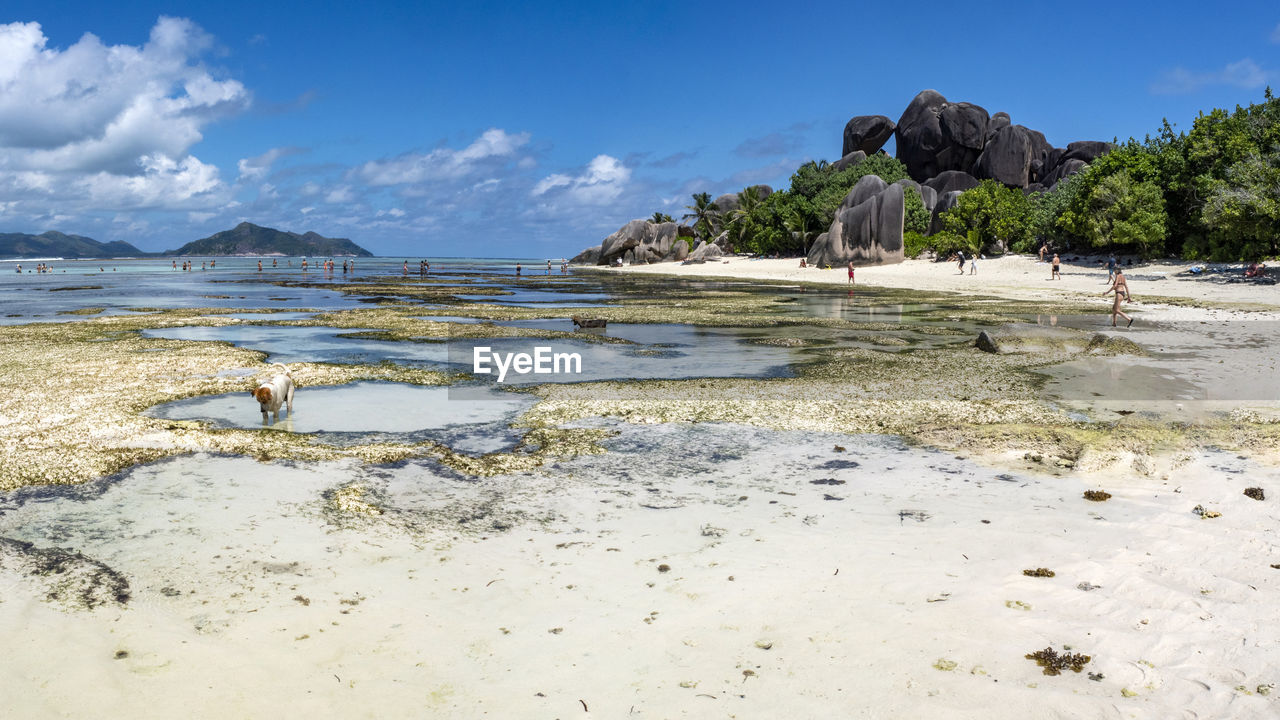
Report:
591,255,1280,315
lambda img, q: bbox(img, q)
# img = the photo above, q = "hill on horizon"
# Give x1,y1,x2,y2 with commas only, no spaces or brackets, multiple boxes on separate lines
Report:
0,231,147,259
166,222,373,257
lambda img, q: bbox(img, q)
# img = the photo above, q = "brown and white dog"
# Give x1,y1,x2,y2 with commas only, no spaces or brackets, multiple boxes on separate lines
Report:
251,363,295,424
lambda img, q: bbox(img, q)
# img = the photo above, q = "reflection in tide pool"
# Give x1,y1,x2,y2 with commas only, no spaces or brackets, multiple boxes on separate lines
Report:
146,381,534,434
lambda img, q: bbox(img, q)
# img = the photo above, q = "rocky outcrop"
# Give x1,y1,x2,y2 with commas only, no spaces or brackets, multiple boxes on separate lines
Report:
807,182,905,267
885,89,1108,192
929,190,964,235
591,220,686,265
842,115,896,156
687,239,723,262
834,150,867,171
973,125,1034,188
570,245,602,265
894,90,949,181
924,170,981,196
714,185,774,215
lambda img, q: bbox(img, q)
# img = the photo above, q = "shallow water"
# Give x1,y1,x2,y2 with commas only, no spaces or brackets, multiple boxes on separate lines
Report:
1,422,1275,718
147,381,534,434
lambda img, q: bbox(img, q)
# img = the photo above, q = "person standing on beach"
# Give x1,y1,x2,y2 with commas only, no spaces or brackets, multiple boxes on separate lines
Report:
1050,253,1061,280
1038,243,1047,263
516,262,522,276
956,250,966,275
1106,254,1117,284
847,261,855,285
257,260,262,272
1103,268,1134,327
969,254,978,275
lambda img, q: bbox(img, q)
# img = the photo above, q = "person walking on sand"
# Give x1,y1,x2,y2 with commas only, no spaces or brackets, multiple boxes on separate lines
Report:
847,261,855,285
1106,254,1117,284
1050,253,1061,280
1104,268,1134,327
956,250,966,275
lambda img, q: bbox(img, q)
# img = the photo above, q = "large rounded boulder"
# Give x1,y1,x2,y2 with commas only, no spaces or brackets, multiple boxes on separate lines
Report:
924,170,981,196
894,90,949,181
972,125,1034,188
842,115,896,157
937,102,990,173
807,182,905,267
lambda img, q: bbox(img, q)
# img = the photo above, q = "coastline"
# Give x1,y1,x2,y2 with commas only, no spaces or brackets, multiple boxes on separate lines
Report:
584,255,1280,315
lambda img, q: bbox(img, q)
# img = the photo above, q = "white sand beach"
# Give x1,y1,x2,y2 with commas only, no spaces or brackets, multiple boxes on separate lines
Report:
607,255,1280,313
1,424,1276,719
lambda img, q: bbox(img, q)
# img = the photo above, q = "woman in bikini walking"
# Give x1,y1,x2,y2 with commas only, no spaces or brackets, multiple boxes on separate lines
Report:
1103,268,1133,327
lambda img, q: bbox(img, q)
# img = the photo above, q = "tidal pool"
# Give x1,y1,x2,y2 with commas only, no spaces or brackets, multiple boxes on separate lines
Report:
146,381,534,434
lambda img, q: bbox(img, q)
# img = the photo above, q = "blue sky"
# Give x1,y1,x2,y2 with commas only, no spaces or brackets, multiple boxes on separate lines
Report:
0,1,1276,256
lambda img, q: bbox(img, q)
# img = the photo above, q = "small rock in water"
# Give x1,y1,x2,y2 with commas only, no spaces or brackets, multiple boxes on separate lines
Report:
975,330,1000,354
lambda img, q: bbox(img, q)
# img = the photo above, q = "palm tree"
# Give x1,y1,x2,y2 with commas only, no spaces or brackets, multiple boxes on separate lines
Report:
682,192,720,241
649,212,674,224
784,208,820,256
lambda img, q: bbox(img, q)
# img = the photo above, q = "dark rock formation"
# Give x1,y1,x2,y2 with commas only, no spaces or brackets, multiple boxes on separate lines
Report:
714,185,774,215
930,190,965,235
973,125,1034,188
833,150,867,171
987,112,1011,142
938,102,990,174
570,245,602,265
807,182,905,267
924,170,981,196
1063,141,1114,164
1039,158,1088,189
975,330,1000,354
842,115,896,156
894,90,949,181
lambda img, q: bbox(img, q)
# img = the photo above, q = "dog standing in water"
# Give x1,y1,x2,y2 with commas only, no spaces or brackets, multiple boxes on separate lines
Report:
252,363,295,424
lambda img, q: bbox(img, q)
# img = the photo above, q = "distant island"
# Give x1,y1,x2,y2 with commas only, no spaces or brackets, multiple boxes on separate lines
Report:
1,222,373,259
0,231,146,259
165,222,372,257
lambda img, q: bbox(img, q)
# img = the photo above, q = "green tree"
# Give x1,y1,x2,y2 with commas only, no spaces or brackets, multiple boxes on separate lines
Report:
940,180,1032,254
1060,170,1167,254
649,212,674,223
903,187,930,236
1201,150,1280,259
681,192,720,241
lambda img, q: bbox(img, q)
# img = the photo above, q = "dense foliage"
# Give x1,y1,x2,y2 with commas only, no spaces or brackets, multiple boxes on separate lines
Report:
939,180,1032,255
655,89,1279,260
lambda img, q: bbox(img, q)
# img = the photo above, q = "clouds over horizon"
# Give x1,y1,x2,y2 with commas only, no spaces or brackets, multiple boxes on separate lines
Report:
0,17,794,254
0,17,247,217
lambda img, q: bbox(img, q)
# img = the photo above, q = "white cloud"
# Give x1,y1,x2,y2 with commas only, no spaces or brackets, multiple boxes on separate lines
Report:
354,128,530,185
325,185,355,203
237,147,300,181
531,155,630,205
0,17,246,216
1151,58,1269,94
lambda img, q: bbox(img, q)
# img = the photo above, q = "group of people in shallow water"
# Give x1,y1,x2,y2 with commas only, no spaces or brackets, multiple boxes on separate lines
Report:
15,263,55,273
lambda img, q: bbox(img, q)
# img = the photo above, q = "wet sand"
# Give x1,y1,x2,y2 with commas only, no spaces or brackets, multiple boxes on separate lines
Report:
1,424,1276,718
1,258,1278,718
